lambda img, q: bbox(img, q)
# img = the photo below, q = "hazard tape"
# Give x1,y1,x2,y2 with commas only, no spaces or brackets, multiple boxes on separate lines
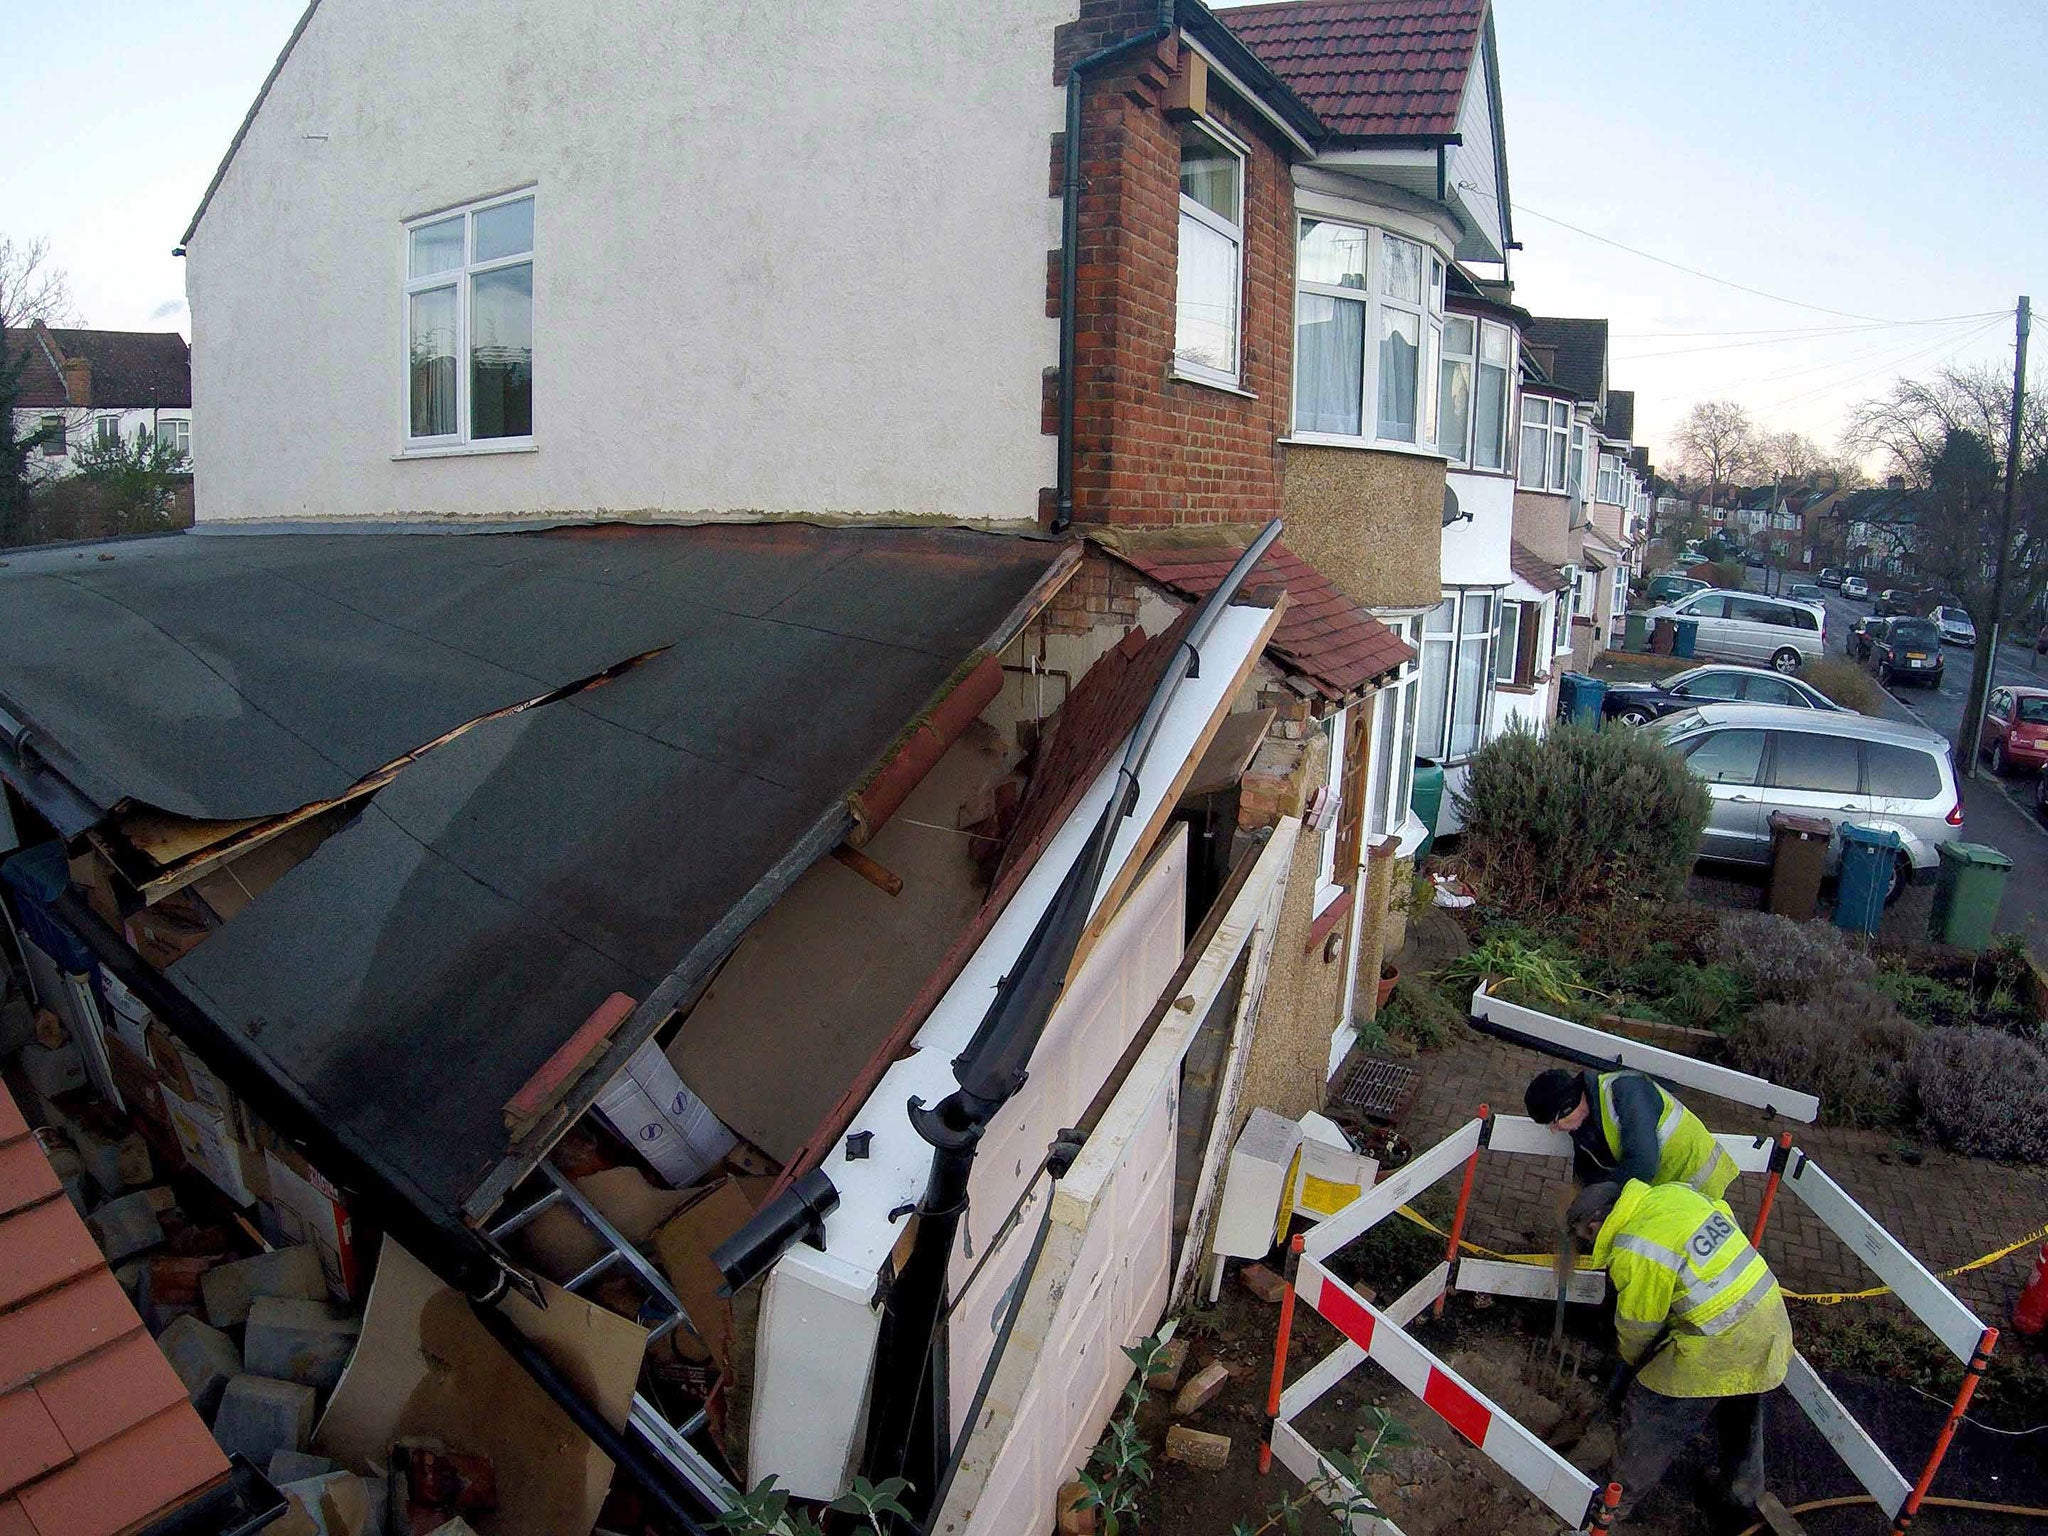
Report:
1391,1202,2048,1307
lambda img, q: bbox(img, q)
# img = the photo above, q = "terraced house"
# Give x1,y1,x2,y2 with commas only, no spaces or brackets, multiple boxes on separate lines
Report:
0,1,1658,1533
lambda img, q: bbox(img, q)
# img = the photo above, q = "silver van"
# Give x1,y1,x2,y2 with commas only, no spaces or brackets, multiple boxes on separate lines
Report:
1644,588,1825,673
1650,703,1961,902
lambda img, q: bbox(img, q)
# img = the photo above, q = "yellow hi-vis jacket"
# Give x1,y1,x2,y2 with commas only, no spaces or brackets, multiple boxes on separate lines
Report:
1596,1072,1740,1203
1591,1180,1792,1399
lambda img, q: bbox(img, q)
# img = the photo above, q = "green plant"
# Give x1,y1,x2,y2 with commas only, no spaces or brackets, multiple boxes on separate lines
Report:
64,426,188,534
1798,1301,2048,1431
1453,723,1709,918
1077,1327,1176,1535
713,1475,913,1535
1373,978,1463,1053
1875,969,1977,1032
1706,911,1874,1002
1724,987,1920,1127
1598,941,1753,1033
1438,933,1593,1011
1912,1027,2048,1162
1231,1411,1412,1536
1802,657,1886,714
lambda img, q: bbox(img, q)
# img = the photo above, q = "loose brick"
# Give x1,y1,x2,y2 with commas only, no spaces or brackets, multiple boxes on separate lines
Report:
1172,1361,1231,1417
1056,1480,1096,1535
1164,1424,1232,1471
243,1295,361,1391
1145,1336,1189,1393
201,1245,324,1326
1238,1262,1286,1304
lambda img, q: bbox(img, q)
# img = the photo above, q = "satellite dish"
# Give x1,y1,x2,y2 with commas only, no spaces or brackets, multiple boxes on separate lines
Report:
1442,485,1471,528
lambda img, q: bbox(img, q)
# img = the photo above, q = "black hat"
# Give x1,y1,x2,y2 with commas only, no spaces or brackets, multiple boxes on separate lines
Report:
1524,1068,1584,1126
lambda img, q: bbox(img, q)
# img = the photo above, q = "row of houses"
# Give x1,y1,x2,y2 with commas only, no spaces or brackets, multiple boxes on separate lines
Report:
1668,477,1922,575
5,322,194,473
0,1,1663,1532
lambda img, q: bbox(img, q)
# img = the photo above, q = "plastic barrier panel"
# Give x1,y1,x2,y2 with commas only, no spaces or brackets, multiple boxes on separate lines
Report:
1300,1118,1481,1261
1783,1351,1911,1519
1486,1114,1779,1174
1454,1258,1606,1305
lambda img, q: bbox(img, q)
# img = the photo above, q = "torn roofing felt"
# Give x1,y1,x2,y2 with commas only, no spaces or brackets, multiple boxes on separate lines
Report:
0,523,1066,1225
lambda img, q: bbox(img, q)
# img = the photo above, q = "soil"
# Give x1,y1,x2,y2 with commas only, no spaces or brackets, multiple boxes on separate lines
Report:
1137,1273,2048,1536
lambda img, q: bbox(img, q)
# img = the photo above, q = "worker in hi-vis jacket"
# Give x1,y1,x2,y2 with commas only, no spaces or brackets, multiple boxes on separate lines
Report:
1525,1066,1739,1202
1569,1179,1793,1520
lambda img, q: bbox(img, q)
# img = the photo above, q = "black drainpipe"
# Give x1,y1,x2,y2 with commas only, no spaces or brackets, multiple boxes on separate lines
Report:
859,520,1282,1527
1054,0,1177,533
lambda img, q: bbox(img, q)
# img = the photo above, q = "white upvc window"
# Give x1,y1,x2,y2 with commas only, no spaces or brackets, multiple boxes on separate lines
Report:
1414,589,1498,764
404,189,535,450
39,414,65,457
1175,123,1245,387
1364,616,1424,840
155,418,191,462
1293,218,1445,448
1517,395,1571,492
1494,599,1522,684
1315,704,1352,913
95,415,120,448
1437,317,1473,464
1555,566,1578,652
1597,452,1623,505
1569,423,1586,500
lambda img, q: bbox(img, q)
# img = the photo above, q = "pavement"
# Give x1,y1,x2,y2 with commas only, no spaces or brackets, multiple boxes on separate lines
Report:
1749,570,2048,953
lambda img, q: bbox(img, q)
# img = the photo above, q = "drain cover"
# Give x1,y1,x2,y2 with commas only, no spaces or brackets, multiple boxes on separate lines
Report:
1331,1055,1421,1125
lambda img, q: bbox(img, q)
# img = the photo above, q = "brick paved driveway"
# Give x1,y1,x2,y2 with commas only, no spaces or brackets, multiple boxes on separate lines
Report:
1392,1025,2047,1321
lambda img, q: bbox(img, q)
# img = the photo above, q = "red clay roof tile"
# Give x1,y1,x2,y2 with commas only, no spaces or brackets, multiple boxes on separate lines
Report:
15,1410,228,1536
0,1498,32,1536
1509,540,1565,594
0,1273,139,1396
1111,539,1414,699
0,1392,70,1496
1222,0,1486,141
0,1141,60,1220
0,1096,26,1146
37,1331,185,1456
0,1199,101,1312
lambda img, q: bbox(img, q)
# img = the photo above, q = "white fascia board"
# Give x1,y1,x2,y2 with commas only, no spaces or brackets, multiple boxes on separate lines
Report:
1178,34,1316,158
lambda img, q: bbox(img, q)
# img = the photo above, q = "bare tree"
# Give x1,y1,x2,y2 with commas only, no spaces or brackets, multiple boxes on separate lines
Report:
0,235,79,332
1844,364,2048,489
1671,400,1759,513
1757,430,1825,484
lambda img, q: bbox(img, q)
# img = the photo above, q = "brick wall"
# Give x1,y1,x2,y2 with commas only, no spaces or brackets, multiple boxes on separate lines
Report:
1048,15,1295,527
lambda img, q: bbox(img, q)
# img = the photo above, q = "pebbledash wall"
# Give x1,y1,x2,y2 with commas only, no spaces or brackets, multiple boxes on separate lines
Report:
1054,17,1295,527
183,0,1069,523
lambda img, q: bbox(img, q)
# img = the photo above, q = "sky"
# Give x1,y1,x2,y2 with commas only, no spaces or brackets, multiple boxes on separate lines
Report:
2,0,2041,468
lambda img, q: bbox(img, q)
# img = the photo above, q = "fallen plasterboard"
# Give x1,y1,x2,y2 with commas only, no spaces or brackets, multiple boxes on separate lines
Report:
316,1241,646,1536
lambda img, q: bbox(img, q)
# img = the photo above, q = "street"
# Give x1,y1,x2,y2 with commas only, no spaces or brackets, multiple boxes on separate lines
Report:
1787,574,2048,952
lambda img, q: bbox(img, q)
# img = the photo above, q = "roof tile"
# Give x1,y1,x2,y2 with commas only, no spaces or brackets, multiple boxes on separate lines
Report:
37,1332,185,1456
1509,541,1565,595
0,1273,139,1396
1222,0,1486,140
0,1199,101,1312
15,1410,228,1536
0,1141,60,1221
0,1392,69,1496
0,1498,32,1536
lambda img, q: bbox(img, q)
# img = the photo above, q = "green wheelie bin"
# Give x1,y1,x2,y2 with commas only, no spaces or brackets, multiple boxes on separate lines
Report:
1928,842,2014,950
1411,758,1446,861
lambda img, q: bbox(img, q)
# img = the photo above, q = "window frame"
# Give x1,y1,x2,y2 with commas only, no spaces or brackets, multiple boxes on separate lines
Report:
1173,121,1247,391
1516,393,1572,492
1414,588,1499,764
95,415,121,449
1437,314,1514,469
401,186,537,454
1291,215,1448,452
39,414,65,458
1364,615,1425,843
155,417,191,462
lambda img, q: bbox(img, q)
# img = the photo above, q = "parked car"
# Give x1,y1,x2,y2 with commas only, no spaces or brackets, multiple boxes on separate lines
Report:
1643,588,1824,673
1817,567,1845,588
1874,588,1919,617
1930,605,1977,647
1842,575,1871,601
1643,573,1710,605
1601,664,1846,726
1868,616,1944,687
1980,687,2048,776
1787,582,1825,603
1743,551,1768,568
1651,703,1960,902
1846,614,1890,660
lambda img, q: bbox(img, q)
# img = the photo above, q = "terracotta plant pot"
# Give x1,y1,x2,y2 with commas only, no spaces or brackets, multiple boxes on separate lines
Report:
1376,965,1399,1010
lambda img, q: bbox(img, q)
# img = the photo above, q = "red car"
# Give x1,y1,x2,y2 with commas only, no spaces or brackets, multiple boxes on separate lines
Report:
1980,686,2048,775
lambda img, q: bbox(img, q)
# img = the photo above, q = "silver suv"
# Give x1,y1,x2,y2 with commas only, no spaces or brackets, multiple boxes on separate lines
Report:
1651,703,1961,901
1642,588,1825,673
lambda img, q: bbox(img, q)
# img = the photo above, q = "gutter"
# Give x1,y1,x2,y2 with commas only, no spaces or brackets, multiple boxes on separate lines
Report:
854,519,1283,1524
1053,2,1177,533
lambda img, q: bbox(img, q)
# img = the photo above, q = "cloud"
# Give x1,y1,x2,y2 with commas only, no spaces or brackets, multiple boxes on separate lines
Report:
149,298,187,321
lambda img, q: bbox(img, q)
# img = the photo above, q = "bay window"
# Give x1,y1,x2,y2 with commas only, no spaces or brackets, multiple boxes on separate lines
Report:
1517,395,1572,492
1294,217,1445,447
1414,590,1497,763
1175,124,1244,386
405,190,534,448
1364,617,1423,841
1440,317,1514,468
1569,423,1586,500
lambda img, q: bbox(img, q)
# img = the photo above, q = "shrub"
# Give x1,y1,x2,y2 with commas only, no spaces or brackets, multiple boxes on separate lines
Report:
1454,723,1709,917
1912,1027,2048,1162
1803,658,1885,715
1874,969,1977,1032
1376,978,1463,1052
1723,985,1920,1127
1438,933,1591,1011
1615,946,1752,1033
1704,911,1874,1002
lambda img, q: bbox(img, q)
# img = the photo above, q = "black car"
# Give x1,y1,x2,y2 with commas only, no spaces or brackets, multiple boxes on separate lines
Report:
1846,614,1889,660
1601,664,1844,726
1868,616,1944,687
1874,588,1920,618
1817,567,1845,588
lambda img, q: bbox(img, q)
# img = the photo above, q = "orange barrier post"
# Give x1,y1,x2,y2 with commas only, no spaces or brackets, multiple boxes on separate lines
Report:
1259,1234,1306,1475
1749,1132,1794,1247
1585,1481,1623,1531
1434,1105,1488,1319
1889,1325,1999,1534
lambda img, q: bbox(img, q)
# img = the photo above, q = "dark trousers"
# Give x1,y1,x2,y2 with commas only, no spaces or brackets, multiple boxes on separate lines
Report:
1612,1383,1766,1516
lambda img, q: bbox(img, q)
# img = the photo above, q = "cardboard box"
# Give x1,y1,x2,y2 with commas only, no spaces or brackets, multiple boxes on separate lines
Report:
163,1084,263,1207
594,1038,735,1189
262,1147,358,1301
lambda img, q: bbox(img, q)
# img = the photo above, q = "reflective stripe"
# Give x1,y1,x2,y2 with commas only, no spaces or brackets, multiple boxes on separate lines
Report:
1689,1276,1778,1336
1655,1093,1682,1146
1679,1250,1763,1317
1614,1232,1685,1271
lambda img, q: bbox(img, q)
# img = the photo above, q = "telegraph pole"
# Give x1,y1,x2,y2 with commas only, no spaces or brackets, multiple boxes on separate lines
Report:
1959,296,2030,779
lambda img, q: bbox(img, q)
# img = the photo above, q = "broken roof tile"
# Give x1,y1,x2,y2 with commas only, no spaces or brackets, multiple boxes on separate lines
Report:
1223,0,1486,141
1105,537,1414,700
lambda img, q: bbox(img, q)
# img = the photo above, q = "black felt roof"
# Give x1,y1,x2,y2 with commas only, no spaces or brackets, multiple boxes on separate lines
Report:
0,523,1061,1222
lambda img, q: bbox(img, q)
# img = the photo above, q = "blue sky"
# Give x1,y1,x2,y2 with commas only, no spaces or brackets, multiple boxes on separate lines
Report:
4,1,2038,462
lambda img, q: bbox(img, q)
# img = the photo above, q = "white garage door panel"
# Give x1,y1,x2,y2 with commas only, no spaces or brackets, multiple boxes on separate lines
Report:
947,833,1187,1431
